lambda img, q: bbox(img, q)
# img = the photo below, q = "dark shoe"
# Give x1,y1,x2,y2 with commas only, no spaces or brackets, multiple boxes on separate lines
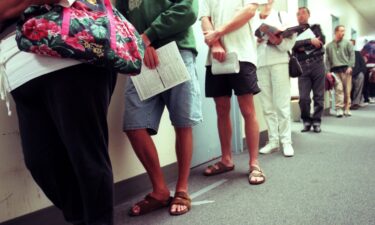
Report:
313,125,321,133
301,124,311,132
350,104,360,110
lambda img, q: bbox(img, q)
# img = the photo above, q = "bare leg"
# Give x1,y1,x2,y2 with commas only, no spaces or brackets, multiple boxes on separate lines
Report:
170,127,193,213
237,94,263,183
205,97,234,174
126,129,170,214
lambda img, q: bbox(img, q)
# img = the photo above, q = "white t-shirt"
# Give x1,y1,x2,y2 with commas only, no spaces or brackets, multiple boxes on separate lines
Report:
200,0,261,66
255,9,297,67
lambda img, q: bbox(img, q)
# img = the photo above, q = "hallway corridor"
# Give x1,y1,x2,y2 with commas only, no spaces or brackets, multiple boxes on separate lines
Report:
115,105,375,225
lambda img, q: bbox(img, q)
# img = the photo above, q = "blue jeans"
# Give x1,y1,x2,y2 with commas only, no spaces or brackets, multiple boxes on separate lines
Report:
123,50,203,135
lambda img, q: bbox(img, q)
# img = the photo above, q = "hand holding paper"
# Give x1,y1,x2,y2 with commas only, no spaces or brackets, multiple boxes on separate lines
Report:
211,52,240,75
211,42,226,62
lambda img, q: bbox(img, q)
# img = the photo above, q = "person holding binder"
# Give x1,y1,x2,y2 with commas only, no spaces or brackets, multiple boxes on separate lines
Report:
116,0,202,216
292,7,326,133
256,0,297,157
200,0,266,185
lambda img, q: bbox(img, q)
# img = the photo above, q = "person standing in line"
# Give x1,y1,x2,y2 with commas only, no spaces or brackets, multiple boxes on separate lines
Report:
116,0,202,216
1,0,118,224
200,0,266,185
256,0,297,157
361,40,375,104
292,7,326,133
349,39,366,110
326,25,355,117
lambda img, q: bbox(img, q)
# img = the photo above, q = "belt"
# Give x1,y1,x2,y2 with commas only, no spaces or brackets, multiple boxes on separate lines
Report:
299,56,323,65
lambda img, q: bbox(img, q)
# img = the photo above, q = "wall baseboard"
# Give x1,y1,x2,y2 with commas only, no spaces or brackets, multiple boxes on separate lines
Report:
1,163,179,225
2,130,269,225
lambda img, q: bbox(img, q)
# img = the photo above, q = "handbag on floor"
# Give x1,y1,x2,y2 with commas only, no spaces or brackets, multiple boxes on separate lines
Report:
15,0,144,75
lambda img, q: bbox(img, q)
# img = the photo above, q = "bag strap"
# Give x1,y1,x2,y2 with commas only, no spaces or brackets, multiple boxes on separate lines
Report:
103,0,116,49
61,0,116,49
278,11,282,24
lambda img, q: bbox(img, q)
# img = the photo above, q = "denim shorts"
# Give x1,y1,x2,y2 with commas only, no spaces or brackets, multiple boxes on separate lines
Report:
123,50,203,135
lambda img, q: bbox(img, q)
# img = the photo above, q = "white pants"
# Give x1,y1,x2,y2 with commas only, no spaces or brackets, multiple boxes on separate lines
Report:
257,63,292,145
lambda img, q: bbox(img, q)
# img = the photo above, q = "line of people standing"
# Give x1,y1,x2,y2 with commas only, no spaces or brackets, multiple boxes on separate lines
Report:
2,0,372,224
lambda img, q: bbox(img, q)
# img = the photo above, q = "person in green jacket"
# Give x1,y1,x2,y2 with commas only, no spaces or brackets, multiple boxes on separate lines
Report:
326,25,355,117
116,0,202,216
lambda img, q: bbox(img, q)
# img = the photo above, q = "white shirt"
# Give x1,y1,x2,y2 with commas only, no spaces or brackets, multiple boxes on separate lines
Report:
200,0,261,66
256,9,297,67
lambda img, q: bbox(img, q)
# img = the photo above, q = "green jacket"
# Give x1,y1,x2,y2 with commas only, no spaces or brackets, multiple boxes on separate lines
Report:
116,0,198,54
325,39,355,71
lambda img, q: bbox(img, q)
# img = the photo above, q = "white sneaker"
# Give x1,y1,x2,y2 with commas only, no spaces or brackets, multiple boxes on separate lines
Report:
344,109,352,116
282,144,294,157
336,109,344,118
369,98,375,104
259,142,279,154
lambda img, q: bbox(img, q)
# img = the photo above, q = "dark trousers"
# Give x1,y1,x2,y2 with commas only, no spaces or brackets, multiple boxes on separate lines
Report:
298,58,325,125
363,68,375,101
11,64,117,225
363,69,370,102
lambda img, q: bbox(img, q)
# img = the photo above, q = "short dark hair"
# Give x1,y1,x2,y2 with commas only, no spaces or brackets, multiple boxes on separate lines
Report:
335,25,345,32
298,7,310,15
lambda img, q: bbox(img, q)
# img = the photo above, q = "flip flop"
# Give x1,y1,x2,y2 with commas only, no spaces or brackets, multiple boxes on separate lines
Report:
128,194,172,216
169,192,191,216
248,165,266,185
203,161,235,176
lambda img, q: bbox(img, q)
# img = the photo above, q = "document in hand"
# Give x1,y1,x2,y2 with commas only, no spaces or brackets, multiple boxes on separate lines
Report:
211,52,240,75
296,28,316,55
255,23,308,38
130,41,191,101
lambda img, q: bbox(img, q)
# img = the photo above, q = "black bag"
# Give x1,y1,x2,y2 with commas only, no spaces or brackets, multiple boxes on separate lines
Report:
288,52,303,78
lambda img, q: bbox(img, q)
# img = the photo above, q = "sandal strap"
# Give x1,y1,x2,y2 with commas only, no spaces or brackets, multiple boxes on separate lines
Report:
171,192,191,209
249,165,266,178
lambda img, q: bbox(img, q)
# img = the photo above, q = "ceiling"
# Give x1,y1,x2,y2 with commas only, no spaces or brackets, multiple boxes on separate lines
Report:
347,0,375,30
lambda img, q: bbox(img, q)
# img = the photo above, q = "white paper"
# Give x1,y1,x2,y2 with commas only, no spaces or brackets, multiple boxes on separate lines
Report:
0,34,80,91
296,28,316,41
296,28,316,55
131,42,191,101
211,52,240,75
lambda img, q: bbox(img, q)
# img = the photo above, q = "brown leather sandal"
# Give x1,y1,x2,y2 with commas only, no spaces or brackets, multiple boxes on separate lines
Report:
203,161,235,176
248,165,266,185
169,192,191,216
128,194,172,216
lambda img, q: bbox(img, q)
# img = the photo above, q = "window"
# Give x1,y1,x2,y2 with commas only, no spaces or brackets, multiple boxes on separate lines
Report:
331,15,340,38
298,0,308,7
351,28,358,40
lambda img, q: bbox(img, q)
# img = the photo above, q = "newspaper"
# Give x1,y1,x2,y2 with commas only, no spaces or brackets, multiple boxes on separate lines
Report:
211,52,240,75
296,28,317,55
131,41,191,101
